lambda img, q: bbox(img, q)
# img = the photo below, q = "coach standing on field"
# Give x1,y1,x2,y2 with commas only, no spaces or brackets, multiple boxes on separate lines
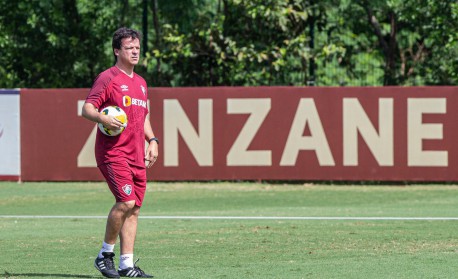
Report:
82,27,158,278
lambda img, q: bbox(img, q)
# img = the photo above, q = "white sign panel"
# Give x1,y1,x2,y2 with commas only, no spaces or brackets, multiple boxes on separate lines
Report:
0,89,20,177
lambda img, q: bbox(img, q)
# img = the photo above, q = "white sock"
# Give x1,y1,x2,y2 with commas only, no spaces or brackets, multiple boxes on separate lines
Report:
98,241,115,258
119,254,134,270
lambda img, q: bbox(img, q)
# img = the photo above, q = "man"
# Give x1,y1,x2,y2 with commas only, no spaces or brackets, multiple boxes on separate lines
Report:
82,27,158,278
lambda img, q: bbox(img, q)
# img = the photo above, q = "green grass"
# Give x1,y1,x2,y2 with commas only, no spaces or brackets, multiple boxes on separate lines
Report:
1,182,458,278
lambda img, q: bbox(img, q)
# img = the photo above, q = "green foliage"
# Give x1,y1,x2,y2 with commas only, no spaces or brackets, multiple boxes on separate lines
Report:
0,0,457,87
150,0,314,86
0,0,122,88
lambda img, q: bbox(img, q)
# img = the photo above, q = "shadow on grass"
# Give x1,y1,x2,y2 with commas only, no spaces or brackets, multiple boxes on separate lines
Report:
3,271,99,278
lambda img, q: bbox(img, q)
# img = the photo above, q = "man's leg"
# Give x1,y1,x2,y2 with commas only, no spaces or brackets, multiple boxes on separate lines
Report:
116,165,153,277
119,205,140,270
117,204,152,277
119,205,140,253
105,201,137,245
95,201,136,278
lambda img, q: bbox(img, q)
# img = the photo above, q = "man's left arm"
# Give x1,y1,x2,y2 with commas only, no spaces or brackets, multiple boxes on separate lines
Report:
144,114,159,168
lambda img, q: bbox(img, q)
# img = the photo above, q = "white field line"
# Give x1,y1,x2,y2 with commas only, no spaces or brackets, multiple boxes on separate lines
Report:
0,215,457,221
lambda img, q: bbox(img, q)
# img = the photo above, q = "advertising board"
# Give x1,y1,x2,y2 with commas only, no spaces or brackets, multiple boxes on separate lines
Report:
20,87,458,181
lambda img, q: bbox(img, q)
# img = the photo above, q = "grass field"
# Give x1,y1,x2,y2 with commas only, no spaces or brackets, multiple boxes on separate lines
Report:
1,181,457,279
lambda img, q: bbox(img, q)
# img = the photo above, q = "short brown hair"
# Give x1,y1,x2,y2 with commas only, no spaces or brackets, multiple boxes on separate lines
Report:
112,27,141,62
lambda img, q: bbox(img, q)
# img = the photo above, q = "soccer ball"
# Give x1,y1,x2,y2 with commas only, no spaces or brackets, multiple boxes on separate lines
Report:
98,106,128,136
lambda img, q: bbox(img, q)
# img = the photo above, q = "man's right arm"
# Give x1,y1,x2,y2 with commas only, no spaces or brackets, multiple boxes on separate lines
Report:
82,102,102,123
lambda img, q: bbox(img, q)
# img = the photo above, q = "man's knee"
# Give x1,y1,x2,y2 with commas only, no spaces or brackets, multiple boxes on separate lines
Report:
131,205,140,216
114,200,137,213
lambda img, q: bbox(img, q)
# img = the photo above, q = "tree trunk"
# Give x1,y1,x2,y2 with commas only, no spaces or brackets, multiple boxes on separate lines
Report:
142,0,148,56
384,11,397,85
360,0,398,85
151,0,162,85
120,0,129,27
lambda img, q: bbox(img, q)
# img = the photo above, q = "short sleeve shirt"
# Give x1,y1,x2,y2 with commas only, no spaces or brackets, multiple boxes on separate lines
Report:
86,66,148,167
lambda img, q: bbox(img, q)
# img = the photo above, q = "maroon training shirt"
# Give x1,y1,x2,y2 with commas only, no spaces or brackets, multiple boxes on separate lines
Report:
86,66,149,168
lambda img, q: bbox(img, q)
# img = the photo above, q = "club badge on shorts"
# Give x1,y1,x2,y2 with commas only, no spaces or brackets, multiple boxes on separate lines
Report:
122,184,132,195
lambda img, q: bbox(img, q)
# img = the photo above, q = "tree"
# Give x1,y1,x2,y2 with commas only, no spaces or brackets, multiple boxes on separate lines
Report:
149,0,316,86
0,0,131,88
352,0,457,85
0,0,457,87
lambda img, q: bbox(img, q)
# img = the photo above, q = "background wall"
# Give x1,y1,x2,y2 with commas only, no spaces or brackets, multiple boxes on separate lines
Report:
16,86,458,182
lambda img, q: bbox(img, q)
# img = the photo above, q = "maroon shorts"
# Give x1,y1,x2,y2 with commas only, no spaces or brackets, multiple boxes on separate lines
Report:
98,161,147,207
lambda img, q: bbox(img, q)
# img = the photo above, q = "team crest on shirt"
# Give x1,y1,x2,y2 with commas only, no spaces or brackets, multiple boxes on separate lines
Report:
141,85,146,95
122,184,132,195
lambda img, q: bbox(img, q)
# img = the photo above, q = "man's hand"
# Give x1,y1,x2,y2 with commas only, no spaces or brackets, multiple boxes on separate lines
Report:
99,114,124,130
145,141,159,168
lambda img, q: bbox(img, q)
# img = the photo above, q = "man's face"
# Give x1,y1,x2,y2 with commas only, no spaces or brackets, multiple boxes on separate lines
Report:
114,37,140,66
